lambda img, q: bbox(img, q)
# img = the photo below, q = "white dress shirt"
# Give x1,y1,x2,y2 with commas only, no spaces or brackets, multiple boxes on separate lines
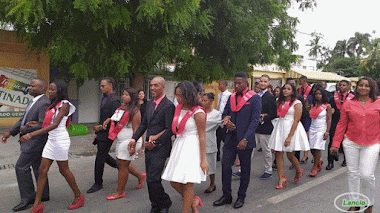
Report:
258,89,268,97
217,89,232,114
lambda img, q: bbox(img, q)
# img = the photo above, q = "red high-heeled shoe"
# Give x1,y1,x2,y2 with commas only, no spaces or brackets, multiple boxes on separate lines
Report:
137,173,146,189
316,160,323,172
68,194,85,210
309,168,318,177
31,203,44,213
276,176,288,189
194,196,203,207
294,169,304,182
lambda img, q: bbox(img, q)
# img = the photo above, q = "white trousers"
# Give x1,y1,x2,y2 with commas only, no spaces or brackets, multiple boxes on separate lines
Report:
343,138,380,206
256,133,272,174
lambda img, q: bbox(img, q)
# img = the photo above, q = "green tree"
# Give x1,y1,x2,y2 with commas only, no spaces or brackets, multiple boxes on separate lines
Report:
361,37,380,82
347,32,371,57
323,57,361,77
175,0,317,82
0,0,316,83
0,0,211,83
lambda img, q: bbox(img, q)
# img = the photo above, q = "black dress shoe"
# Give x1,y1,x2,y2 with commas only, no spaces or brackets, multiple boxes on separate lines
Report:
341,160,347,167
12,200,31,212
326,163,334,170
204,186,216,194
87,183,103,193
213,196,232,206
299,157,308,164
150,207,159,213
233,198,245,209
158,207,169,213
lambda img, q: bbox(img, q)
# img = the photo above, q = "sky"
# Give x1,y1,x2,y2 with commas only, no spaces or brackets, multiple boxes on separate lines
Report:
287,0,380,58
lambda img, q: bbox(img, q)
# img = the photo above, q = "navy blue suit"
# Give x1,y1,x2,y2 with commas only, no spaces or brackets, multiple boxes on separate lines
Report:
222,91,261,199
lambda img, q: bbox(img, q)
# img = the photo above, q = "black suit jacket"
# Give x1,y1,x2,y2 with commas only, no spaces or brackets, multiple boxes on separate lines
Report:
296,94,308,125
255,91,276,135
9,95,50,153
96,92,121,141
222,91,262,150
329,91,354,129
132,96,175,158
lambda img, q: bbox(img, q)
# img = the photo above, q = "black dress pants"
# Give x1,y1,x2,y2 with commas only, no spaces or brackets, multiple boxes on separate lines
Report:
94,139,118,185
15,152,49,201
222,144,253,199
145,151,172,209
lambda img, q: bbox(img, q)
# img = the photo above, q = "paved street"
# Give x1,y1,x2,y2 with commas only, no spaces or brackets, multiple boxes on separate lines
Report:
1,131,379,213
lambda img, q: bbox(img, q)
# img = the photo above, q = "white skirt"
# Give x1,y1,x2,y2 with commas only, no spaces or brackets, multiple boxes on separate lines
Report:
206,152,217,175
162,134,207,184
42,128,70,161
309,126,327,150
269,118,310,152
116,139,142,161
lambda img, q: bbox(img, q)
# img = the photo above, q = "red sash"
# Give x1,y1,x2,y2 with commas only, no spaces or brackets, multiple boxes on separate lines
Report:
42,101,71,128
230,90,256,112
172,104,206,135
310,103,330,119
277,99,297,118
334,92,354,110
108,105,131,140
298,85,312,100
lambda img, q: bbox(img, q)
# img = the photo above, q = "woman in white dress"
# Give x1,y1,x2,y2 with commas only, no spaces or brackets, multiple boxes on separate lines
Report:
269,83,310,190
103,87,146,200
201,93,222,194
162,81,209,213
19,81,84,213
308,88,332,177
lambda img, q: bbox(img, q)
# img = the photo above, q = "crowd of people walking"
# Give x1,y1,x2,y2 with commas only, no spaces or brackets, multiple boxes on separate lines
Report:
1,72,380,213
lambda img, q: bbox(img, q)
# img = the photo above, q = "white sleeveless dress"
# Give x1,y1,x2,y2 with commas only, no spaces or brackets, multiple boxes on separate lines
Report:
162,109,207,184
111,109,142,161
42,100,76,161
309,108,327,150
269,100,310,152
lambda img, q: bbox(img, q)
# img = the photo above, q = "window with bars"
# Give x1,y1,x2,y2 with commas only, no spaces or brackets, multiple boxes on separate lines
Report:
115,78,130,96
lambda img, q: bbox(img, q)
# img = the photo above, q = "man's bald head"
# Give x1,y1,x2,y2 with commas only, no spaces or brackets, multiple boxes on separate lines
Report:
34,78,47,92
150,76,165,99
29,78,47,97
152,76,165,87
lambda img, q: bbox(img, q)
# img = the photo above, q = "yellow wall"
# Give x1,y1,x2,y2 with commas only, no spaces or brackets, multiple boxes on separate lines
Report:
0,30,50,127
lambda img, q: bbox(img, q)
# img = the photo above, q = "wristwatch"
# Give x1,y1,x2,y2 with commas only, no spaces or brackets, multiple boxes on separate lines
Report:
242,138,248,143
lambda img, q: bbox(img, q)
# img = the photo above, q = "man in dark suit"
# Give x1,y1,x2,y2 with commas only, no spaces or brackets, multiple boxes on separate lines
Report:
87,77,121,193
1,78,50,212
129,76,175,213
213,72,261,209
326,80,353,170
255,75,277,180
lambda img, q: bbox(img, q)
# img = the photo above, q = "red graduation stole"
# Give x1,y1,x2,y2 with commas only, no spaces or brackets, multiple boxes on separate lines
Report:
310,103,330,119
277,99,297,118
298,85,312,100
230,90,256,112
334,92,354,110
42,101,71,128
108,105,130,140
172,104,206,135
